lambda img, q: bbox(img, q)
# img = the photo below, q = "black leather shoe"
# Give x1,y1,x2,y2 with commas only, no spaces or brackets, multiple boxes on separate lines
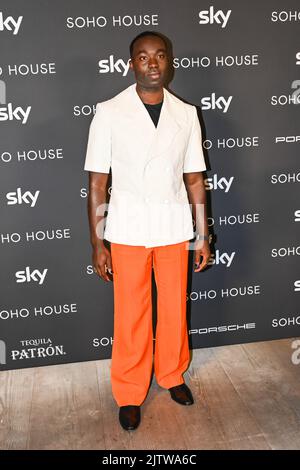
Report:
119,405,141,430
168,383,194,405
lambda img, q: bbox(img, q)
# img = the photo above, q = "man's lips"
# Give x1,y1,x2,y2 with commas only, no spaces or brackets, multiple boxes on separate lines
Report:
148,71,160,77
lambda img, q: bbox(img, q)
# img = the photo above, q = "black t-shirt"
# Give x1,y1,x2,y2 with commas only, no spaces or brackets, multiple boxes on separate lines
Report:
143,100,163,127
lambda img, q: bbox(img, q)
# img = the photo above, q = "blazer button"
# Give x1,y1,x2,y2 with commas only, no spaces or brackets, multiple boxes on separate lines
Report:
145,197,150,202
164,199,169,203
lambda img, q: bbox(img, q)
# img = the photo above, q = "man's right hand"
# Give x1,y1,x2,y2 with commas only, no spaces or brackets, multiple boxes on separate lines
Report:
92,244,113,282
87,171,112,282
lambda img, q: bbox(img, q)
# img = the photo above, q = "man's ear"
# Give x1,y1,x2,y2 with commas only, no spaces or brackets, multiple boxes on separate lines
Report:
128,58,133,69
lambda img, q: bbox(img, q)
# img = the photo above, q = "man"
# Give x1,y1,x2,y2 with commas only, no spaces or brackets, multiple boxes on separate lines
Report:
84,31,211,431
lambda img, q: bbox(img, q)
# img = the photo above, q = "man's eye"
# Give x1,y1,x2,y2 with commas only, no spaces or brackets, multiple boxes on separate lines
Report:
139,56,147,61
158,54,165,59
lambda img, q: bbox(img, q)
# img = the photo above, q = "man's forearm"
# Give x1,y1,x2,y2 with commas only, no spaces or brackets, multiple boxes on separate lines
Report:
87,185,107,249
185,178,209,238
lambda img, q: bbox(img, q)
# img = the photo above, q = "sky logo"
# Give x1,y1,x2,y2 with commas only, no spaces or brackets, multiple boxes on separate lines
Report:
0,12,23,35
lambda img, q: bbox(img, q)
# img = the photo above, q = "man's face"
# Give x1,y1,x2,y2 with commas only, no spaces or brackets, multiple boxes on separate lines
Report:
129,35,168,89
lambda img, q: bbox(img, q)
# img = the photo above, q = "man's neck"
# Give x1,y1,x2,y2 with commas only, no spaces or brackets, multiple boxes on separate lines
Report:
135,83,164,105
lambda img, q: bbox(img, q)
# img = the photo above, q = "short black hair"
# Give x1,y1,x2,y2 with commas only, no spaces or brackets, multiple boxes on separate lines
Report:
129,30,168,58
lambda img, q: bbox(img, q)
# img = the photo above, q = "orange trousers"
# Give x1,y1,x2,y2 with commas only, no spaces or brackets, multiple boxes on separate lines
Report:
110,240,190,406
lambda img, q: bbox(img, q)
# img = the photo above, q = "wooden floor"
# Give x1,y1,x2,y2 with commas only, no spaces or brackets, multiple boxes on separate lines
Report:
0,337,300,450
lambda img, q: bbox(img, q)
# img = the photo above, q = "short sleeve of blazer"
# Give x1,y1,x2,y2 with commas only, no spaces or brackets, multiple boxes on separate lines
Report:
183,105,206,173
83,103,111,173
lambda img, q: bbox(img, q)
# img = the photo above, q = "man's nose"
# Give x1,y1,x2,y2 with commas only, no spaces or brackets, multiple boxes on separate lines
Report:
148,58,158,68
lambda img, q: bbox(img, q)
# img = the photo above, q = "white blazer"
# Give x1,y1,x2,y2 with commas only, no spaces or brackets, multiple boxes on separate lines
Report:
84,83,206,248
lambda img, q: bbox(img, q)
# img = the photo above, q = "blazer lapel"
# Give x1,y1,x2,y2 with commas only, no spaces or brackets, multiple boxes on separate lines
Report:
127,84,182,166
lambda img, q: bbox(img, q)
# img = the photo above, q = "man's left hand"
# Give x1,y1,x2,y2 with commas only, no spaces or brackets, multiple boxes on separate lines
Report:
194,240,211,272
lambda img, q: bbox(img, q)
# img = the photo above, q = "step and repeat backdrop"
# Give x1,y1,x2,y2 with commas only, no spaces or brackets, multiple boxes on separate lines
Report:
0,0,299,371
